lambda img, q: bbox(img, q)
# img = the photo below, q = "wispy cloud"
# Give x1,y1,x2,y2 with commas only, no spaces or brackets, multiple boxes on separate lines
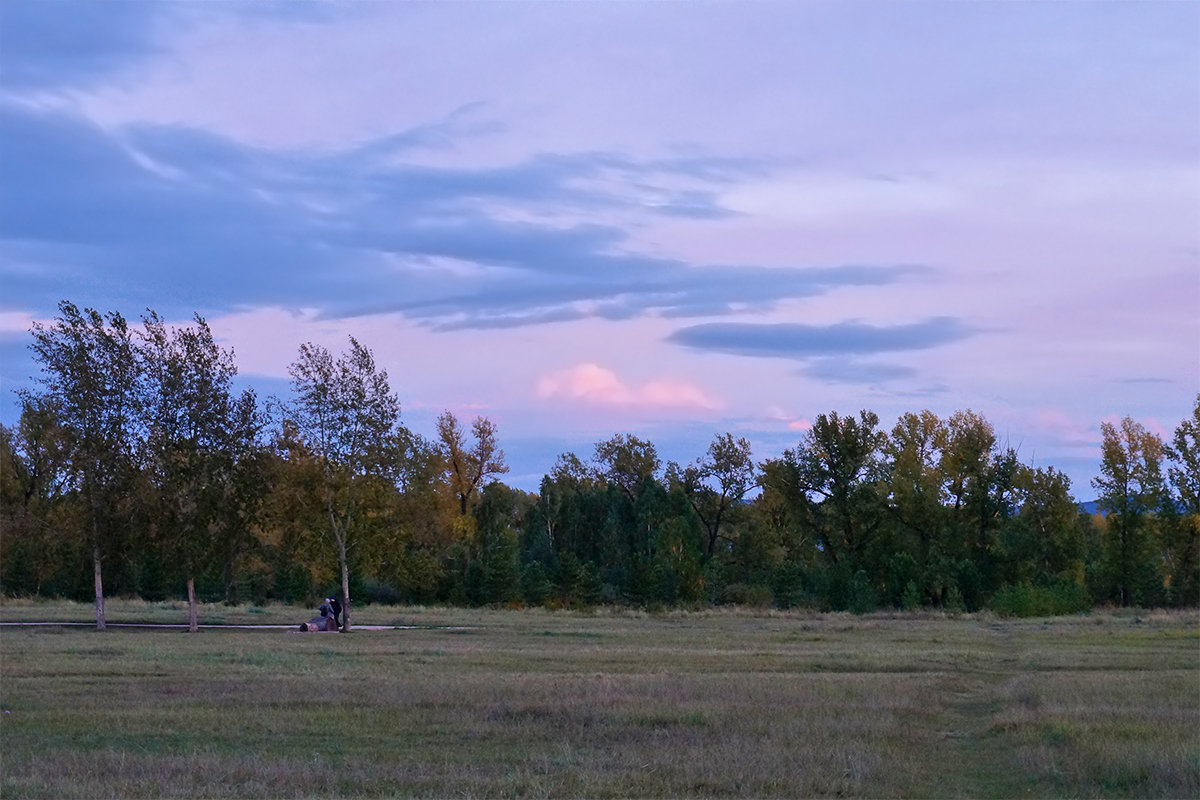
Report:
0,101,927,333
1117,377,1176,385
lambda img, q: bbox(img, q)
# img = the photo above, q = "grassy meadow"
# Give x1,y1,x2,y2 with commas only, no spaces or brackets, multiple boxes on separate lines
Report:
1,600,1197,798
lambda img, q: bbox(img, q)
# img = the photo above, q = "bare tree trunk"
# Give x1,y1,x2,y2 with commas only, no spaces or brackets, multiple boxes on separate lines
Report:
336,529,351,632
187,576,199,633
88,480,106,631
92,537,106,632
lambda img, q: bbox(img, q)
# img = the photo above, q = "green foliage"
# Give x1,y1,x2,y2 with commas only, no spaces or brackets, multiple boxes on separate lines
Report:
286,337,399,629
901,580,924,611
437,412,509,516
987,582,1092,617
463,559,486,606
272,563,312,604
1092,416,1167,607
134,549,171,603
553,551,582,604
26,301,142,628
576,561,604,606
1162,514,1200,606
847,569,878,614
767,561,809,609
0,542,35,596
520,562,552,607
723,582,773,607
1163,396,1200,606
943,584,966,614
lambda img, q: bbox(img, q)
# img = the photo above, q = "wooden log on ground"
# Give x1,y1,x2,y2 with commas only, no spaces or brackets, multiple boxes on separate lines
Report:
298,616,339,632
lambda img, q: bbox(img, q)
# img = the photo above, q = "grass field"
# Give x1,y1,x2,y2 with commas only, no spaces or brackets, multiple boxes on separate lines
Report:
1,600,1197,798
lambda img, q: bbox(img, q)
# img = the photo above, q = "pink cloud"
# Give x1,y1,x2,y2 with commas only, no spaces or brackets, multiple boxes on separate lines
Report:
0,310,40,336
765,405,812,431
1032,408,1097,449
536,363,721,410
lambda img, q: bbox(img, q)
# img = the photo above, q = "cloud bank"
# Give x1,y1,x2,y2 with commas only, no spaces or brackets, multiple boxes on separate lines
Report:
0,101,930,340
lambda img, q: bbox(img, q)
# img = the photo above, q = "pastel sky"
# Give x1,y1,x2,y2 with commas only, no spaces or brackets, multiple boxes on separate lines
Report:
1,1,1197,496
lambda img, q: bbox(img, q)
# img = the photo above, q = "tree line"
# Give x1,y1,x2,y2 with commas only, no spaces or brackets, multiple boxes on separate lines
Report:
2,302,1197,628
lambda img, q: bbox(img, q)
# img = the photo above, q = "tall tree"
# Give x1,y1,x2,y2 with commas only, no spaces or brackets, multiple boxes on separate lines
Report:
675,433,755,558
436,411,509,516
28,301,141,629
593,433,659,500
885,410,951,604
530,452,605,567
788,410,888,572
1004,465,1082,587
258,420,328,602
1166,394,1200,516
140,311,240,631
939,410,1019,604
470,482,531,606
212,388,268,604
287,337,399,631
0,400,73,595
1163,395,1200,605
374,426,446,602
1092,416,1166,606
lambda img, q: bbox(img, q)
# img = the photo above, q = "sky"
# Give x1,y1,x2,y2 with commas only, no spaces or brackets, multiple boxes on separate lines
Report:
1,1,1197,497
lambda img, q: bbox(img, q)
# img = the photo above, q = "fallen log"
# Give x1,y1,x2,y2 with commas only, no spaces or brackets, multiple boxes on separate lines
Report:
298,616,339,632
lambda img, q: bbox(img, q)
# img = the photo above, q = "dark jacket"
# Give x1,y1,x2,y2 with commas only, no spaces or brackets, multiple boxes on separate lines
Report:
325,597,343,627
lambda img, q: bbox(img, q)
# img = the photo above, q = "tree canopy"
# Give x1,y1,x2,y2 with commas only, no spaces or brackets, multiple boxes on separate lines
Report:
4,303,1197,617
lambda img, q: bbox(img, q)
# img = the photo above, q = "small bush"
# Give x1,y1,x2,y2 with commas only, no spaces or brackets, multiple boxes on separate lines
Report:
848,570,878,615
988,582,1092,617
943,585,966,615
900,580,923,611
770,562,806,609
723,583,773,608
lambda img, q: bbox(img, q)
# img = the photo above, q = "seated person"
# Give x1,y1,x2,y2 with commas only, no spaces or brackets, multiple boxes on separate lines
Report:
323,596,343,628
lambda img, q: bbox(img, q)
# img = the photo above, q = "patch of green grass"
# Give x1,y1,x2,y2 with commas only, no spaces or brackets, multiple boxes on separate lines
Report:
531,629,603,638
1,604,1197,798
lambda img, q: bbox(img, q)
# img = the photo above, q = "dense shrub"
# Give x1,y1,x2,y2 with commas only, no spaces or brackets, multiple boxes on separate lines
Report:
987,582,1092,617
723,582,773,607
520,562,552,606
361,578,402,606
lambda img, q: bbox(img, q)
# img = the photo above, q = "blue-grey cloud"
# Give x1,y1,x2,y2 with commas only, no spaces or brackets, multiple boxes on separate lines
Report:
0,1,171,91
666,318,974,360
1117,377,1175,385
0,101,929,332
0,1,351,94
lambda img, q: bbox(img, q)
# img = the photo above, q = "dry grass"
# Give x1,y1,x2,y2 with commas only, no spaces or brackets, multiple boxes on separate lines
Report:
1,603,1197,798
